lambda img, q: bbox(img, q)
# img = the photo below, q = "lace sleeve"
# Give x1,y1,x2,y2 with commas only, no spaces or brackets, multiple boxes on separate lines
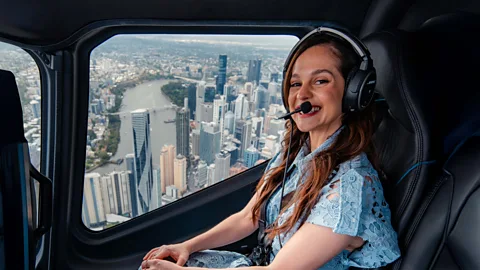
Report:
305,169,364,236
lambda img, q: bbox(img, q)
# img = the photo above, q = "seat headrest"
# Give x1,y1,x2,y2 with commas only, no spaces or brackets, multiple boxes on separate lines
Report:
363,30,443,136
0,70,26,145
419,11,480,32
364,26,480,142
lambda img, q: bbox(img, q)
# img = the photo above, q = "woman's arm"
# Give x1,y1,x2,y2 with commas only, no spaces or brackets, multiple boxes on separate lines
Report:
143,223,355,270
183,190,261,254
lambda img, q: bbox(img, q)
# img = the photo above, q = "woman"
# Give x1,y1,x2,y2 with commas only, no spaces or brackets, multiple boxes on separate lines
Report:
140,30,401,269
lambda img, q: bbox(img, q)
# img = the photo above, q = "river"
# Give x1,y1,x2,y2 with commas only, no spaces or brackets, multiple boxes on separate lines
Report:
92,79,177,175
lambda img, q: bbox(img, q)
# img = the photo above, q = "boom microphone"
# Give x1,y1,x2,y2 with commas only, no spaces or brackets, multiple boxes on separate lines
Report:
276,101,312,120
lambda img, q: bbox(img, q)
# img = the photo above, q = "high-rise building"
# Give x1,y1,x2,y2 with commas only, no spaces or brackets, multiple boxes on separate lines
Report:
187,83,197,119
270,73,279,83
30,100,40,119
216,55,227,95
244,145,260,168
101,171,132,217
252,117,264,138
268,119,284,137
204,84,216,103
234,94,246,120
224,142,238,166
197,160,208,188
224,83,236,103
174,155,187,194
82,173,106,228
191,129,201,156
160,144,176,194
244,82,254,101
151,169,162,209
199,103,214,123
131,109,153,215
224,110,235,135
254,85,269,110
195,81,206,122
247,59,262,84
213,95,227,147
234,119,252,160
199,122,221,164
176,107,190,159
207,164,216,186
214,151,231,183
124,153,138,217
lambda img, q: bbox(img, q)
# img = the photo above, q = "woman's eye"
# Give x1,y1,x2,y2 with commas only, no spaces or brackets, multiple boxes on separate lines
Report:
315,79,328,85
290,82,301,87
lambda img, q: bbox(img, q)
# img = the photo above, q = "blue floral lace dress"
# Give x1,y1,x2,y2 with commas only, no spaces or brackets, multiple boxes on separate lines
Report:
145,127,401,269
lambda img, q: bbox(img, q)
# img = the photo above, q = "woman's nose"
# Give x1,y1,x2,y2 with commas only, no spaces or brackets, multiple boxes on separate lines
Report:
297,84,313,100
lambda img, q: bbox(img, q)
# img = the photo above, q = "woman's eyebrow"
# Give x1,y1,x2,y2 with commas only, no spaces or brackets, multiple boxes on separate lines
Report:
291,69,333,79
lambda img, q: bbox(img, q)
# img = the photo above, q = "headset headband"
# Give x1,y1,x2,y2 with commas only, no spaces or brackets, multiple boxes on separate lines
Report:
283,26,372,74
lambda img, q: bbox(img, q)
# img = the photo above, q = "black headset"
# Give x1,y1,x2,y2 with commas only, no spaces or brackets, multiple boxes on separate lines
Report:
281,26,376,113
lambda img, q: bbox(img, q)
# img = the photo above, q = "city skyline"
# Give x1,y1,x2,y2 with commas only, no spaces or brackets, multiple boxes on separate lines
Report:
0,34,299,231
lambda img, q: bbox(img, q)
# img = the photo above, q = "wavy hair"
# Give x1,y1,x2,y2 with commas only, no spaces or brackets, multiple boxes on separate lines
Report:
251,33,381,239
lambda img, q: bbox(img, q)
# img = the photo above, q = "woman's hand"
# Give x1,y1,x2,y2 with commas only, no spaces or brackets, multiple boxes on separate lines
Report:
141,259,182,270
143,243,191,266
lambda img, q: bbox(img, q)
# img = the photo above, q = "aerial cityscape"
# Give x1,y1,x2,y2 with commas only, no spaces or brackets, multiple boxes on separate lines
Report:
0,34,299,230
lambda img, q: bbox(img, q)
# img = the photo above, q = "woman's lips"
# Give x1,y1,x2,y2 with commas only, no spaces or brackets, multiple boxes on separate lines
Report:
298,106,321,118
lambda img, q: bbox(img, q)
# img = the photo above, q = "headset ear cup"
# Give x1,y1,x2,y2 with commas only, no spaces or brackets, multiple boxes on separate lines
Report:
343,66,359,112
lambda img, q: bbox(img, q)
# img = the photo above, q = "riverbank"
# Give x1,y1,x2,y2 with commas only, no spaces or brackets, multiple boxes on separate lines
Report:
86,73,177,171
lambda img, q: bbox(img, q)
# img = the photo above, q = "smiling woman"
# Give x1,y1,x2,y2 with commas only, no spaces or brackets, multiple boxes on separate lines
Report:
139,27,400,270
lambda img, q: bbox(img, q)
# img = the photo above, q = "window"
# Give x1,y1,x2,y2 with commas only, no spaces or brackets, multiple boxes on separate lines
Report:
83,34,298,230
0,42,42,169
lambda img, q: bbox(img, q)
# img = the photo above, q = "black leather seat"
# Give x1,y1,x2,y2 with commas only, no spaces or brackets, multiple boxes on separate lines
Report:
363,29,446,247
0,69,52,270
387,13,480,270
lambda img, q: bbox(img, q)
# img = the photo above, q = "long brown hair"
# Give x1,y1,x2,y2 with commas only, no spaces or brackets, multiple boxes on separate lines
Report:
251,34,381,239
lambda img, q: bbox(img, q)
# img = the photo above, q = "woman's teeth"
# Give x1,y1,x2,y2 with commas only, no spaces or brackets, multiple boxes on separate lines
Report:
299,106,321,115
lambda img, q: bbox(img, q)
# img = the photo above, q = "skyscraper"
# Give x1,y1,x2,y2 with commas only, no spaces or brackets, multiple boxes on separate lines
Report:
160,144,176,194
216,55,227,95
254,85,269,110
151,169,162,209
176,107,190,160
247,59,262,84
174,154,187,194
213,95,227,147
224,110,235,135
124,153,138,217
224,83,236,103
192,129,201,156
244,82,254,101
270,73,279,83
187,83,197,119
224,142,238,166
101,171,132,217
268,119,284,137
252,117,264,138
197,160,208,188
244,145,260,168
195,81,206,122
82,173,106,228
204,84,216,103
131,109,153,215
199,122,221,164
207,164,216,186
199,103,214,123
234,119,252,160
214,151,231,183
30,100,40,119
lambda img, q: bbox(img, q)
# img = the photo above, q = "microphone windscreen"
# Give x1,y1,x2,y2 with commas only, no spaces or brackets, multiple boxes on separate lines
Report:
300,102,312,114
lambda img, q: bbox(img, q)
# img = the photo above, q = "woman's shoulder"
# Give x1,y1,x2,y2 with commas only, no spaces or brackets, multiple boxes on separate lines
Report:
336,152,377,179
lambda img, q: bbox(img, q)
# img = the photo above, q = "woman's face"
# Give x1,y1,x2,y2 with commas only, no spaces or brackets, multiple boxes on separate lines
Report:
287,44,345,133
